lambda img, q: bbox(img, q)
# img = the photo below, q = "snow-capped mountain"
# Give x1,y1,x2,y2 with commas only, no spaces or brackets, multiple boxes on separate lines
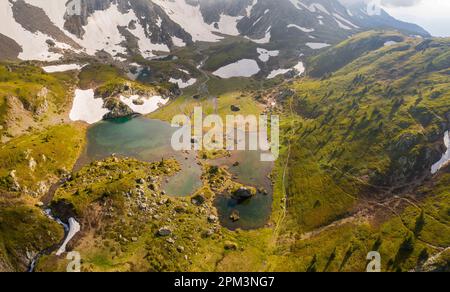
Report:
0,0,429,62
341,0,430,37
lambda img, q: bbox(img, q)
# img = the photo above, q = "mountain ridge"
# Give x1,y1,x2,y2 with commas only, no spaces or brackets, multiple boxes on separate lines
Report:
0,0,430,62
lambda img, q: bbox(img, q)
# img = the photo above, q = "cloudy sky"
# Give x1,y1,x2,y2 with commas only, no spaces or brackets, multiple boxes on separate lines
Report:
380,0,450,37
341,0,450,36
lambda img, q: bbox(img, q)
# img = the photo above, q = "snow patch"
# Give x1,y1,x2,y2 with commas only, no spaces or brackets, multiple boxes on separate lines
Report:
306,42,331,49
169,78,197,89
333,13,359,29
257,48,279,62
287,24,315,33
431,131,450,174
76,4,169,60
153,0,240,42
384,41,399,46
246,0,258,16
119,95,169,115
214,14,242,36
246,27,271,44
213,59,260,78
56,218,81,256
172,36,186,47
42,64,85,73
267,61,305,79
267,69,290,79
69,89,109,124
0,1,65,61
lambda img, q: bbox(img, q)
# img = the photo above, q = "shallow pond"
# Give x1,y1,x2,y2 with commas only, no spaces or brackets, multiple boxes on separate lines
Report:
76,116,202,197
210,151,273,230
77,117,274,229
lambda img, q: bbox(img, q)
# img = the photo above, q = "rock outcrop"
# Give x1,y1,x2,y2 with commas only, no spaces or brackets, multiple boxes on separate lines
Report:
103,98,135,119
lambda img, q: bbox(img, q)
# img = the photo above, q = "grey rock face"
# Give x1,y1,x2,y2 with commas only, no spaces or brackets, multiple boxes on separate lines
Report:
5,0,429,62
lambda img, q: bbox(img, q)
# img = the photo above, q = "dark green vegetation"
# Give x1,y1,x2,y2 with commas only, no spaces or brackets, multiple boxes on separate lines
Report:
307,31,406,78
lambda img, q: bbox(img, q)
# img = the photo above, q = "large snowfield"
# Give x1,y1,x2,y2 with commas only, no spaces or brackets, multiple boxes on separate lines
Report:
69,89,109,124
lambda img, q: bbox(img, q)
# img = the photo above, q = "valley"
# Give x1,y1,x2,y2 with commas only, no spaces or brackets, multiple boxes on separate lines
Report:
0,0,449,273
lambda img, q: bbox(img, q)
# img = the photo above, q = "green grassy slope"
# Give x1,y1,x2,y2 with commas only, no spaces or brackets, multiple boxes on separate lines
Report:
0,124,86,271
269,32,450,271
0,62,77,139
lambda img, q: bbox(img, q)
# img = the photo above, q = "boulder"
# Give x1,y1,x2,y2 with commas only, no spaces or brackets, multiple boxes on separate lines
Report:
191,194,206,206
230,210,240,222
103,98,135,119
230,105,241,112
132,98,144,106
232,187,255,202
224,241,238,251
157,227,172,237
208,214,218,223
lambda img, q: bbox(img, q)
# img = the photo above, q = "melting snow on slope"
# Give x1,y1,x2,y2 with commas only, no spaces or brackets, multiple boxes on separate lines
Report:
289,0,304,10
287,24,315,33
333,13,359,30
257,48,279,62
169,78,197,89
119,95,169,115
267,69,291,79
215,14,243,36
76,4,169,59
19,1,170,60
246,27,272,44
42,64,85,73
384,41,399,46
0,1,65,61
56,218,81,256
152,0,241,42
334,18,352,30
213,59,260,78
172,36,186,47
246,0,258,16
69,89,109,124
431,131,450,174
23,0,68,29
267,61,305,79
306,42,331,49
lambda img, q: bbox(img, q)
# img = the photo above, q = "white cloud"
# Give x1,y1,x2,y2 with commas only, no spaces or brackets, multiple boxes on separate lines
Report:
381,0,422,7
382,0,450,37
340,0,450,37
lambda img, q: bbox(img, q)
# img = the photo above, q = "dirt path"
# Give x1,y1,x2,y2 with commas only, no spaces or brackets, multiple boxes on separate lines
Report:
272,97,295,241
